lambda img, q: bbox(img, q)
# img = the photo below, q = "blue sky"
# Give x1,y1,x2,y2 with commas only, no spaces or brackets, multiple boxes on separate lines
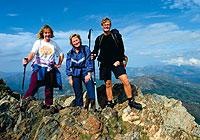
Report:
1,0,200,72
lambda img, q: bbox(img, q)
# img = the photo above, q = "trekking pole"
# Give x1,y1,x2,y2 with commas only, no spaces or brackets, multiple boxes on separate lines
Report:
14,58,28,132
21,58,28,106
88,29,100,111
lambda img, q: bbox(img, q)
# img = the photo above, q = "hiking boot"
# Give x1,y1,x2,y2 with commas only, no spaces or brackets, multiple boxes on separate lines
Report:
49,106,59,114
41,103,50,109
69,99,77,107
55,104,65,110
128,101,143,110
84,100,95,111
89,100,96,111
105,101,115,108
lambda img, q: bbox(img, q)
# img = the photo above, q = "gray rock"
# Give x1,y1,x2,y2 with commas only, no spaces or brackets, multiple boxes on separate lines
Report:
0,80,200,140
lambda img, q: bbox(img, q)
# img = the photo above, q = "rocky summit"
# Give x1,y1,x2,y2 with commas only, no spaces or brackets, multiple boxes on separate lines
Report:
0,79,200,140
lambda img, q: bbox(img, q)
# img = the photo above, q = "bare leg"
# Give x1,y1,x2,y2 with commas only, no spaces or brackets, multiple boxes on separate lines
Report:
105,80,113,101
118,74,142,110
118,74,132,98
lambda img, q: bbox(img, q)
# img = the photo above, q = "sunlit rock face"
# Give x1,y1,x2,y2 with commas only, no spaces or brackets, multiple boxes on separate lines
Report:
0,79,200,140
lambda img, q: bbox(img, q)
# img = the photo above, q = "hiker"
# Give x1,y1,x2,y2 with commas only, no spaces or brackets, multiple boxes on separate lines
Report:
22,24,64,108
91,17,142,110
66,33,95,108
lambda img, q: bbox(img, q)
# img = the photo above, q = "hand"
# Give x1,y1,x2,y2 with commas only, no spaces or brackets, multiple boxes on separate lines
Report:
54,64,61,69
68,76,73,86
91,53,96,60
123,60,127,67
113,61,120,67
22,58,28,66
85,73,91,83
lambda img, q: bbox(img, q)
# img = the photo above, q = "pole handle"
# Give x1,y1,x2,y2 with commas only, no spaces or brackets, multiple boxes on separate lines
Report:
23,57,28,67
88,29,92,49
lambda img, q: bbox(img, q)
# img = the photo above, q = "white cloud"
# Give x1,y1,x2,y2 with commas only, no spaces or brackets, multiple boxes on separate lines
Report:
63,7,68,13
7,13,18,17
10,27,24,32
0,29,99,63
163,0,200,9
191,14,200,22
118,21,200,67
0,32,36,71
54,30,99,47
1,20,200,71
41,18,44,23
121,22,200,51
163,57,200,66
161,0,200,24
0,29,102,72
83,15,103,23
145,14,169,19
0,32,34,49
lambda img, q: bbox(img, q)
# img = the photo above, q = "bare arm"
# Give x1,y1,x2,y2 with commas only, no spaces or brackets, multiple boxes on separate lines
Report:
23,52,35,65
55,53,64,68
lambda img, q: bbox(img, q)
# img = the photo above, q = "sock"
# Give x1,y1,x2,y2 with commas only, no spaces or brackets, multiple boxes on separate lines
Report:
107,100,113,104
128,97,134,103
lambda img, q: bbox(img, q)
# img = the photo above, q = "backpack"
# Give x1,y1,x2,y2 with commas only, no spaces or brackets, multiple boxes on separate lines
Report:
98,29,128,66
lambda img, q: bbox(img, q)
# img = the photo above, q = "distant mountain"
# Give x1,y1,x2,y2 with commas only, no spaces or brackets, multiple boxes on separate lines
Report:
1,64,200,124
0,68,73,97
1,64,200,98
0,65,104,97
0,71,25,92
183,102,200,125
123,65,200,104
131,75,200,104
127,65,200,84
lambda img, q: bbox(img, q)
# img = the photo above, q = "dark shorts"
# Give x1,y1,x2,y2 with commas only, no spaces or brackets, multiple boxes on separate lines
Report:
99,63,126,81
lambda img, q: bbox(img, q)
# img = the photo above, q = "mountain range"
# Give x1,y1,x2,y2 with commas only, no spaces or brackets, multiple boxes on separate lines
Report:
0,64,200,124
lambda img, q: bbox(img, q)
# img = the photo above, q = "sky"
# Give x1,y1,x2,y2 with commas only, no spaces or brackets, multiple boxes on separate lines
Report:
1,0,200,72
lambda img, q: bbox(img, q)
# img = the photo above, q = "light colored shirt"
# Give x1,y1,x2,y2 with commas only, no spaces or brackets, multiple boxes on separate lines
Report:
31,39,63,71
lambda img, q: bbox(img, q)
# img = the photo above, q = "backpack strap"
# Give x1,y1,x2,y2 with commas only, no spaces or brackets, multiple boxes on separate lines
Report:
111,30,128,64
99,32,119,48
68,50,73,72
82,45,87,67
111,33,119,48
98,34,104,47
